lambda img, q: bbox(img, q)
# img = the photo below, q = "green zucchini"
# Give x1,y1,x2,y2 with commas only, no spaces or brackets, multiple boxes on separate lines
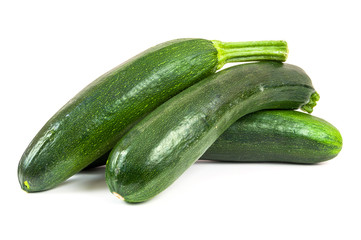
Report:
202,110,342,163
85,110,341,170
18,38,288,192
105,61,319,203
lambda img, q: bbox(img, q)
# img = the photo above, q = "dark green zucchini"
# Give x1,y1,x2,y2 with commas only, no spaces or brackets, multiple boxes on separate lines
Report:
105,61,319,203
85,110,341,170
202,110,342,163
18,38,288,192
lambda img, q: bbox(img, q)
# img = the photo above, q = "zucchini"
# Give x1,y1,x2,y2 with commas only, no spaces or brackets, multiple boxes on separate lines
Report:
18,38,288,192
105,61,319,203
84,110,341,170
202,110,342,163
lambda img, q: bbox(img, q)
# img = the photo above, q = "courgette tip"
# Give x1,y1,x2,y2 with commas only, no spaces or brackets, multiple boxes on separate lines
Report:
24,181,30,189
112,192,125,201
211,39,290,70
301,92,320,113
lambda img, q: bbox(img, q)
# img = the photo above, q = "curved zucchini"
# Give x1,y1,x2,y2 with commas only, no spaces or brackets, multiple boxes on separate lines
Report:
84,110,341,170
18,39,288,192
202,110,342,163
105,61,319,203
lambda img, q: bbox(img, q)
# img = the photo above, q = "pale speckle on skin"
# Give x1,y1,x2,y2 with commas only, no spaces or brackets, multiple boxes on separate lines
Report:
259,85,264,92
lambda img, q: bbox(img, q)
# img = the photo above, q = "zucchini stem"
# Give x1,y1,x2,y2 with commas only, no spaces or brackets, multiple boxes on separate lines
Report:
212,40,288,69
301,92,320,113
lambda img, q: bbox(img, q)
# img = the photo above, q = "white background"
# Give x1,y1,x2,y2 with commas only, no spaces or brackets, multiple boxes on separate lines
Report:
1,0,360,239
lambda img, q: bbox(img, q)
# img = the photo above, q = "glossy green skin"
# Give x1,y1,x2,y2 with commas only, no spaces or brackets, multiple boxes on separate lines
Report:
202,110,342,163
18,38,219,192
85,110,341,169
105,61,317,202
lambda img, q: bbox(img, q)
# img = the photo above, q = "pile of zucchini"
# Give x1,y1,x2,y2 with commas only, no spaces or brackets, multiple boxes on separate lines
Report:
18,38,342,202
